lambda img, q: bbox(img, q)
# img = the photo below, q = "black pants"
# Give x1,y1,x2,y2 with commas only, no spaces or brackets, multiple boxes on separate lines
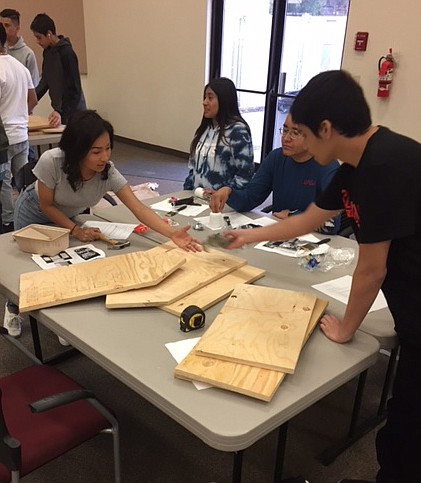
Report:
376,340,421,482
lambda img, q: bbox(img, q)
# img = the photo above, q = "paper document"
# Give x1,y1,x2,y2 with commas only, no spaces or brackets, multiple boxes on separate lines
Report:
312,275,388,312
165,338,210,390
255,234,330,257
82,221,137,239
32,244,106,270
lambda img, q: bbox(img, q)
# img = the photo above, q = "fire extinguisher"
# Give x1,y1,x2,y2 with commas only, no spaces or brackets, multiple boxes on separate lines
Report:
377,48,395,98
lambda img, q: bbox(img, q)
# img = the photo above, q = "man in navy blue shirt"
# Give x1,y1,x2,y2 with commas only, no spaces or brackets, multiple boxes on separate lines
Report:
209,114,340,233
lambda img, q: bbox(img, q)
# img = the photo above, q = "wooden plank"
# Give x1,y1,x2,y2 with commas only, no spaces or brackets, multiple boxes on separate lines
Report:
161,265,265,316
28,115,51,131
105,246,248,308
194,285,316,373
42,126,66,134
19,249,186,312
175,298,328,401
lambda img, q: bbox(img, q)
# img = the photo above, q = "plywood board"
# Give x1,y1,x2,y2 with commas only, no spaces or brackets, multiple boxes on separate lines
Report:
19,249,186,312
175,298,328,401
42,126,66,134
194,285,316,373
161,265,265,316
28,116,51,132
105,246,248,308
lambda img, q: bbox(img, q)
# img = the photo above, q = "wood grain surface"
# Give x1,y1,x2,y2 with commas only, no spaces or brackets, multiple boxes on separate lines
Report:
28,115,51,132
194,285,316,373
175,298,328,401
105,245,248,308
19,249,186,312
161,265,265,316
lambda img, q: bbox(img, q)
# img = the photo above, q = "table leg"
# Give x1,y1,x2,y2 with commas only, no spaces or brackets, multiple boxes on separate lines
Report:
232,450,243,483
273,422,289,482
29,314,79,365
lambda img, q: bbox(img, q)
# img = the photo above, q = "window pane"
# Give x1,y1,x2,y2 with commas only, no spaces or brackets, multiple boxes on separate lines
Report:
221,0,273,92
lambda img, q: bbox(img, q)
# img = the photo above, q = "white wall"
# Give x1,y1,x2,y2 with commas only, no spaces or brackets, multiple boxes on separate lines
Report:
82,0,208,153
342,0,421,142
37,1,419,152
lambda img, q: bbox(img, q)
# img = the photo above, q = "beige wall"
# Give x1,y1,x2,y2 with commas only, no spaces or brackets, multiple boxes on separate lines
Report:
81,0,208,153
36,1,421,149
342,0,421,142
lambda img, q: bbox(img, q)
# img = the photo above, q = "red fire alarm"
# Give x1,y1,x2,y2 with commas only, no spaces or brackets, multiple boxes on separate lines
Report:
354,32,369,51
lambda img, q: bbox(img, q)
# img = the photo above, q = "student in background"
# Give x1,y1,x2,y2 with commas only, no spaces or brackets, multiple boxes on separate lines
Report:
30,13,86,128
0,8,40,233
225,70,421,483
4,110,201,340
209,113,341,234
0,118,9,191
0,9,39,85
0,23,37,234
183,77,254,192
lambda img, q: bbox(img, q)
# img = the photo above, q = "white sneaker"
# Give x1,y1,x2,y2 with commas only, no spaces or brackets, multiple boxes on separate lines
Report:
3,304,22,337
58,336,70,346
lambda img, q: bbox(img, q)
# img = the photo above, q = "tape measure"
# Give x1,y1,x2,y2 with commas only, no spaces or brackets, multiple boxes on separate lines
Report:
179,305,206,332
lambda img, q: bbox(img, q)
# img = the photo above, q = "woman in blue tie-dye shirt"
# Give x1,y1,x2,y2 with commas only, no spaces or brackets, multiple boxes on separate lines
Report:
183,78,254,192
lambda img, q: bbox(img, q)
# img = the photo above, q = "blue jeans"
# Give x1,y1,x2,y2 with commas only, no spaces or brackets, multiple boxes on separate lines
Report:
0,141,29,224
14,183,52,230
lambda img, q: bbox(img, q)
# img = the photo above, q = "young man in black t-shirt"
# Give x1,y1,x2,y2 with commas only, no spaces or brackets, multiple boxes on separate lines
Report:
224,70,421,483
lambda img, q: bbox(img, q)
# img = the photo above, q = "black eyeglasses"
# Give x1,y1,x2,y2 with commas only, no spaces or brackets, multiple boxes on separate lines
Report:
279,127,302,140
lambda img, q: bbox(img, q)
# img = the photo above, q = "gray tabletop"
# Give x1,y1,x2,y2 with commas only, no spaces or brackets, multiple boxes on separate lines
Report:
0,199,383,453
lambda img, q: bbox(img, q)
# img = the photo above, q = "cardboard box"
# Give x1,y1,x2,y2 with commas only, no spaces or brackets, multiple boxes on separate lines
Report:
13,225,70,256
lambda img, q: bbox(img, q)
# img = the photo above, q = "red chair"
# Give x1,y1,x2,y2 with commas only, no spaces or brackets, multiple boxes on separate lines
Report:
0,328,120,482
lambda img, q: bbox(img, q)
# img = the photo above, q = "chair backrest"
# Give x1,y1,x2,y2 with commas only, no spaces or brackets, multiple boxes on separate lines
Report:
14,160,37,193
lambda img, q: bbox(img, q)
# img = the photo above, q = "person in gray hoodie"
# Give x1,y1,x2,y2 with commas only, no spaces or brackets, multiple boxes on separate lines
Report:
0,9,39,233
0,9,39,85
30,13,86,128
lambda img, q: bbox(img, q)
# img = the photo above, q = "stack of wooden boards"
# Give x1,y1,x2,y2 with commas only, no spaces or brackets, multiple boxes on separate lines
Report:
175,285,328,401
28,115,65,134
18,242,327,402
19,244,265,314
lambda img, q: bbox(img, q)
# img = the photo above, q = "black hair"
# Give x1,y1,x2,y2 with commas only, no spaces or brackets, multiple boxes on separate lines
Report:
290,70,372,137
59,110,114,191
189,77,250,157
0,24,6,47
30,13,56,36
0,9,20,25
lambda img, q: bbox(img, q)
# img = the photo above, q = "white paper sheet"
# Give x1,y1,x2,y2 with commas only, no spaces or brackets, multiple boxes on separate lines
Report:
312,275,388,312
82,221,137,239
31,244,106,270
165,338,210,390
174,205,208,217
151,199,208,217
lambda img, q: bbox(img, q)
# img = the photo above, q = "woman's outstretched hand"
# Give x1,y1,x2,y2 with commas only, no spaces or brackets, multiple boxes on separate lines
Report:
171,225,202,252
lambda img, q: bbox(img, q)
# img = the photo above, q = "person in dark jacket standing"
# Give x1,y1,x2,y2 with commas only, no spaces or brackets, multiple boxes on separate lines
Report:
30,13,86,127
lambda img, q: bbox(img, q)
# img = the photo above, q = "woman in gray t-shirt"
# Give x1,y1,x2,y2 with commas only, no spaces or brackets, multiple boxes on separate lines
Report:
5,111,201,340
14,110,201,250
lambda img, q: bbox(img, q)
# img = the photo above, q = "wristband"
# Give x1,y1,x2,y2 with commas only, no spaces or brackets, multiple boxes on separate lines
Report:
70,224,77,235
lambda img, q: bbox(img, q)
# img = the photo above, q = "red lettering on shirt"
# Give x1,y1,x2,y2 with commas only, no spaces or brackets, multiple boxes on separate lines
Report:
341,189,360,228
303,179,316,186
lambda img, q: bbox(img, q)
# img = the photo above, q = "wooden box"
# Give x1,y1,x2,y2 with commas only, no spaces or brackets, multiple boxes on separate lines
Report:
13,225,70,256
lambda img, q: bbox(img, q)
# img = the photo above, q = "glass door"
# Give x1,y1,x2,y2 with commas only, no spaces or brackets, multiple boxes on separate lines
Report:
215,0,350,162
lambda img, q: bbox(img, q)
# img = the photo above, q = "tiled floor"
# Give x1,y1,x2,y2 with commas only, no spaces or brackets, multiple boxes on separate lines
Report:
111,140,188,195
